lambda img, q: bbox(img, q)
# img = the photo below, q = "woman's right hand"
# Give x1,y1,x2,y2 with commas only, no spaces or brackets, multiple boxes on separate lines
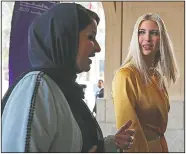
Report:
88,145,97,152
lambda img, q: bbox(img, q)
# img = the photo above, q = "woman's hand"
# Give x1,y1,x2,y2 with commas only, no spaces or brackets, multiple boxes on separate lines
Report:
88,120,135,152
114,120,135,151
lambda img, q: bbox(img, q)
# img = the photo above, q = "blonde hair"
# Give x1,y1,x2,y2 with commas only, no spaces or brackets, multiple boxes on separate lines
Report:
122,13,179,87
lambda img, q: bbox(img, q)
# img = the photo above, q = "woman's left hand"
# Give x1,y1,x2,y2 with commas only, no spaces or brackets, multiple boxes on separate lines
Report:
114,120,135,150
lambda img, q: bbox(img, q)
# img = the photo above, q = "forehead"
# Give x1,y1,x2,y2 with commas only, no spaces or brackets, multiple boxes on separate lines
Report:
139,20,158,30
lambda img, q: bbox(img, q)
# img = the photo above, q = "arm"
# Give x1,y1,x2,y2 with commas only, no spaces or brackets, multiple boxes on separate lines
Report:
2,73,57,152
29,75,58,152
112,68,149,152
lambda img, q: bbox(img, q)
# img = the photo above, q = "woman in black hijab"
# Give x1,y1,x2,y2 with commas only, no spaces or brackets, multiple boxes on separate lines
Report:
2,3,135,152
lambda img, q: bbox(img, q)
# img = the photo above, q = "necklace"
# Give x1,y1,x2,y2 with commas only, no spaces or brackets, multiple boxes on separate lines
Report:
148,67,162,89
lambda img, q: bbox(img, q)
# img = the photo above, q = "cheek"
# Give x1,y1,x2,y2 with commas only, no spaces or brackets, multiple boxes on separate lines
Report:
77,41,94,64
84,41,94,53
138,37,143,46
79,41,94,56
78,40,93,56
154,38,160,47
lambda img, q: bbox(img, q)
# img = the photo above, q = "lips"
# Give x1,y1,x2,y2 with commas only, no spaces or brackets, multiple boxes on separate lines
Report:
142,44,153,50
88,52,95,64
88,53,95,58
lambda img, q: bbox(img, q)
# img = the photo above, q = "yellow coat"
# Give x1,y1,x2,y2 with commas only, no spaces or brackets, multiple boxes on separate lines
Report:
112,63,169,152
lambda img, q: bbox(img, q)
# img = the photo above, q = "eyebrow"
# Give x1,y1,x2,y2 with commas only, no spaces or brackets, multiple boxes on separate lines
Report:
138,29,159,31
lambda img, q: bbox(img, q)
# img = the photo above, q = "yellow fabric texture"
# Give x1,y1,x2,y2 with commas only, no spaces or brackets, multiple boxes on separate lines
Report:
112,63,170,152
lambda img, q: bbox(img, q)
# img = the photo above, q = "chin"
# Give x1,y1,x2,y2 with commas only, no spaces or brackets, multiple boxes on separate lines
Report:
78,66,91,73
84,66,91,72
142,50,152,56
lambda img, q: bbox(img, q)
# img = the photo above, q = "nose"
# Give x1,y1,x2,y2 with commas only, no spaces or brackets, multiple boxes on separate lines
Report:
144,32,151,42
94,40,101,53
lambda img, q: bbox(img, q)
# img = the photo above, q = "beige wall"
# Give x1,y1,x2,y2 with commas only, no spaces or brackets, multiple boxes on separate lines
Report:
102,2,184,101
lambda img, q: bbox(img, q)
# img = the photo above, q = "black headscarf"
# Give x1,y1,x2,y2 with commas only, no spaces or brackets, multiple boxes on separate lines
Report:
28,3,104,152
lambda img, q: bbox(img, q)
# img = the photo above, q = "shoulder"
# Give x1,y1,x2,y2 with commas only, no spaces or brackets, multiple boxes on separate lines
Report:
112,63,142,92
23,71,69,107
100,88,104,92
113,63,139,80
3,71,61,110
3,71,64,112
18,71,59,92
21,71,52,84
3,70,74,127
13,71,51,90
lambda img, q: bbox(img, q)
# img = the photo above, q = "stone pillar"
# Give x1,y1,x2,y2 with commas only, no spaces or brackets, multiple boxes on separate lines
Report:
102,2,123,99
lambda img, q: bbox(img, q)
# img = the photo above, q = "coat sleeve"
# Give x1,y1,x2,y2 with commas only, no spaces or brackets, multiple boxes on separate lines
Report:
104,135,118,152
2,73,57,152
112,68,149,152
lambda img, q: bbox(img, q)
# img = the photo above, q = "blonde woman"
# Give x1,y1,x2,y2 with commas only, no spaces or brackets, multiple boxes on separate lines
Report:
112,13,179,152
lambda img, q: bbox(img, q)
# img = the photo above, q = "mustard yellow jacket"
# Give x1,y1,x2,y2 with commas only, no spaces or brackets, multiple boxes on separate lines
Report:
112,63,169,152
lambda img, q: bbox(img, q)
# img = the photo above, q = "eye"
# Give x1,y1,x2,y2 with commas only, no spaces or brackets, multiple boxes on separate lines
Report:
138,30,145,35
88,35,95,41
150,31,159,36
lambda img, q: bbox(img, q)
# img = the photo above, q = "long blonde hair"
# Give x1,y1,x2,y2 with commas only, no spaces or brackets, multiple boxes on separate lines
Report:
122,13,179,87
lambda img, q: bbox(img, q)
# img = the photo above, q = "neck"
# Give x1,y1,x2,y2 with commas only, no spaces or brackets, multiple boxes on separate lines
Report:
143,55,155,69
